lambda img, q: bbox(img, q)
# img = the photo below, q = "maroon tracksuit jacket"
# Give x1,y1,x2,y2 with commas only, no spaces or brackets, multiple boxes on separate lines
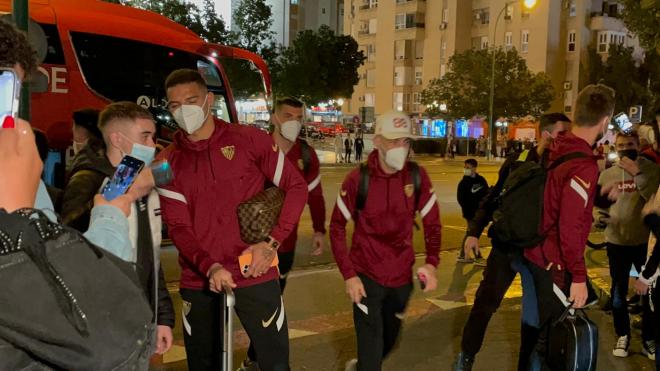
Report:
157,118,308,289
330,150,441,287
525,131,599,285
281,140,326,253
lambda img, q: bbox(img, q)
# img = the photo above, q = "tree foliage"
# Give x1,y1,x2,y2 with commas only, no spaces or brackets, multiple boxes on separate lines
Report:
273,25,366,105
619,0,660,53
231,0,276,55
420,48,554,120
586,45,659,119
104,0,230,44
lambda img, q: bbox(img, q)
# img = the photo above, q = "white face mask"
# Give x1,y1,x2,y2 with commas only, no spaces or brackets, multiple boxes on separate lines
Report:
384,146,408,171
280,120,302,142
173,94,210,135
464,168,474,177
72,140,87,155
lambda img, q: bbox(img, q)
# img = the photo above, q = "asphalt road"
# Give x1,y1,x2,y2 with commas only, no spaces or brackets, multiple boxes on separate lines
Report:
153,155,648,371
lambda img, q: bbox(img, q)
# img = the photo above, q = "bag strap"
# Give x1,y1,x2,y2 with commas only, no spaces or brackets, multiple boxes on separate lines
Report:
408,161,422,231
299,139,312,176
409,161,421,211
547,151,589,171
356,163,369,217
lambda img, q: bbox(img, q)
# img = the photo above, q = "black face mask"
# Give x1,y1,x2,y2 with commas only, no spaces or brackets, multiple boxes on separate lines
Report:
618,149,638,161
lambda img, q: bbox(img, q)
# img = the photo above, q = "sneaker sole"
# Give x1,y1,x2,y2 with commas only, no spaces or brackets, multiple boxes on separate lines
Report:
612,350,629,358
642,349,656,361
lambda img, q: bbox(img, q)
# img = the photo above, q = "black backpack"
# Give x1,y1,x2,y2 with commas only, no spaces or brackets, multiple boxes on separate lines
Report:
490,150,587,249
355,162,422,229
0,209,153,370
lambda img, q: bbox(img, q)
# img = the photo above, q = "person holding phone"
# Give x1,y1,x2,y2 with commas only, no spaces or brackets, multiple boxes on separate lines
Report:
595,131,658,359
0,19,143,255
61,102,175,355
157,69,307,371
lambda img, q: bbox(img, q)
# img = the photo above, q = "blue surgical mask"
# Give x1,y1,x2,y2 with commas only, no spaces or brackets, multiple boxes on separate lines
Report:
131,142,156,166
119,133,156,166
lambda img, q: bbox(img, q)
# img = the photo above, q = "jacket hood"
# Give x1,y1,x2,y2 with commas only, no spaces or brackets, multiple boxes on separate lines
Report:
69,143,114,177
172,118,227,152
547,131,594,162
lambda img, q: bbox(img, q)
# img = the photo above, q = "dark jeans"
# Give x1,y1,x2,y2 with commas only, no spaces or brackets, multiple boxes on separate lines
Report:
181,280,289,371
607,243,653,340
460,244,539,371
526,261,571,371
346,149,352,163
354,274,413,371
355,147,363,161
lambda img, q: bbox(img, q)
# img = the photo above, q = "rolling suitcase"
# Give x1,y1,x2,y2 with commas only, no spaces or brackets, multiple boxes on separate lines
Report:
547,285,598,371
223,286,236,371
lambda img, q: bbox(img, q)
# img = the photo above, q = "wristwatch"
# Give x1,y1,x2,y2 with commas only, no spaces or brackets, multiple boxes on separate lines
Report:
264,236,280,251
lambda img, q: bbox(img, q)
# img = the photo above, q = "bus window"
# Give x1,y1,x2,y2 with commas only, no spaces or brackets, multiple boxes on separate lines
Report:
218,57,270,125
70,31,230,121
40,24,65,65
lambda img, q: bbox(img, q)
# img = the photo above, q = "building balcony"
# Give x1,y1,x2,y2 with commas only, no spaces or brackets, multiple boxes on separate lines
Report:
358,30,376,37
396,0,426,13
590,13,626,32
394,26,425,40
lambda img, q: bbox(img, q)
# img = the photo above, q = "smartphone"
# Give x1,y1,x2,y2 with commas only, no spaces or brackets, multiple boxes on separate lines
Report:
613,112,633,134
0,68,21,126
101,155,145,201
150,159,173,187
239,252,280,276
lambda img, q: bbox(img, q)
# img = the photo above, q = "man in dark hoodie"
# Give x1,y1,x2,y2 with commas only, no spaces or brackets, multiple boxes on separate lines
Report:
525,84,615,370
62,102,175,355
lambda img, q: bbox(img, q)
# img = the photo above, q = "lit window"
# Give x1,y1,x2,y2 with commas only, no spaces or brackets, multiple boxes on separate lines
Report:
521,30,529,53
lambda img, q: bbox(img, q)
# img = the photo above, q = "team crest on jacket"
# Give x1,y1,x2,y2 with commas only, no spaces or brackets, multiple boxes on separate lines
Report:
221,146,235,160
298,159,305,170
404,184,414,198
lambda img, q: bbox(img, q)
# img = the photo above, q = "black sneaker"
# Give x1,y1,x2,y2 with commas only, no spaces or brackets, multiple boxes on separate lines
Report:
643,340,656,361
454,352,474,371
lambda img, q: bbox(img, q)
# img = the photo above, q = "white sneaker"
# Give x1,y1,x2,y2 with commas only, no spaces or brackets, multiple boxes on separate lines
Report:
612,335,629,358
643,340,656,361
345,358,358,371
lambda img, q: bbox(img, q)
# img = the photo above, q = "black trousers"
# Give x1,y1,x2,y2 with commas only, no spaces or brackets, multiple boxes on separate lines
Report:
345,149,352,163
460,245,539,371
180,280,289,371
607,243,653,340
652,285,660,370
527,261,572,371
353,274,413,371
277,250,296,292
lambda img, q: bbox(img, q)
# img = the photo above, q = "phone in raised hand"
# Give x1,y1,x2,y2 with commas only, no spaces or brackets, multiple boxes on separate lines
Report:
101,155,145,201
613,112,633,134
0,68,21,127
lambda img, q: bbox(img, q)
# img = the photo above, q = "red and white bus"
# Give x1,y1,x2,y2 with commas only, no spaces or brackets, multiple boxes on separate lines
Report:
1,0,271,150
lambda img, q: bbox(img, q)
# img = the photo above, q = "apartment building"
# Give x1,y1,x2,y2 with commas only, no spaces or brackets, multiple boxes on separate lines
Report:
343,0,643,119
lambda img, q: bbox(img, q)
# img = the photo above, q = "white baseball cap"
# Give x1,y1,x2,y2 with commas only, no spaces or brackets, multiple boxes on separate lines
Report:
374,111,417,140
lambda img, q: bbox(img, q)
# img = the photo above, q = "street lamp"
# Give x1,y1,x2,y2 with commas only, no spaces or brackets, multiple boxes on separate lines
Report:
487,0,537,159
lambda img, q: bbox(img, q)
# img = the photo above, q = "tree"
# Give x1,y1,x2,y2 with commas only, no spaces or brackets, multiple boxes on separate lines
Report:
103,0,230,44
420,48,554,121
585,45,659,119
273,25,366,105
231,0,276,55
619,0,660,54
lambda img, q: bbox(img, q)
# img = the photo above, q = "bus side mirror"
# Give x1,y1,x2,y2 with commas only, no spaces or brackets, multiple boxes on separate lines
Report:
28,73,49,93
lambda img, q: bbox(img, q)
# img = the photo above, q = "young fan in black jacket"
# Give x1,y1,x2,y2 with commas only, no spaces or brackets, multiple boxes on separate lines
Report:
456,158,488,263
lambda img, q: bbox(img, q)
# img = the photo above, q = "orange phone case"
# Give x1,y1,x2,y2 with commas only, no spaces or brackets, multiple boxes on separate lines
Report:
239,252,279,274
